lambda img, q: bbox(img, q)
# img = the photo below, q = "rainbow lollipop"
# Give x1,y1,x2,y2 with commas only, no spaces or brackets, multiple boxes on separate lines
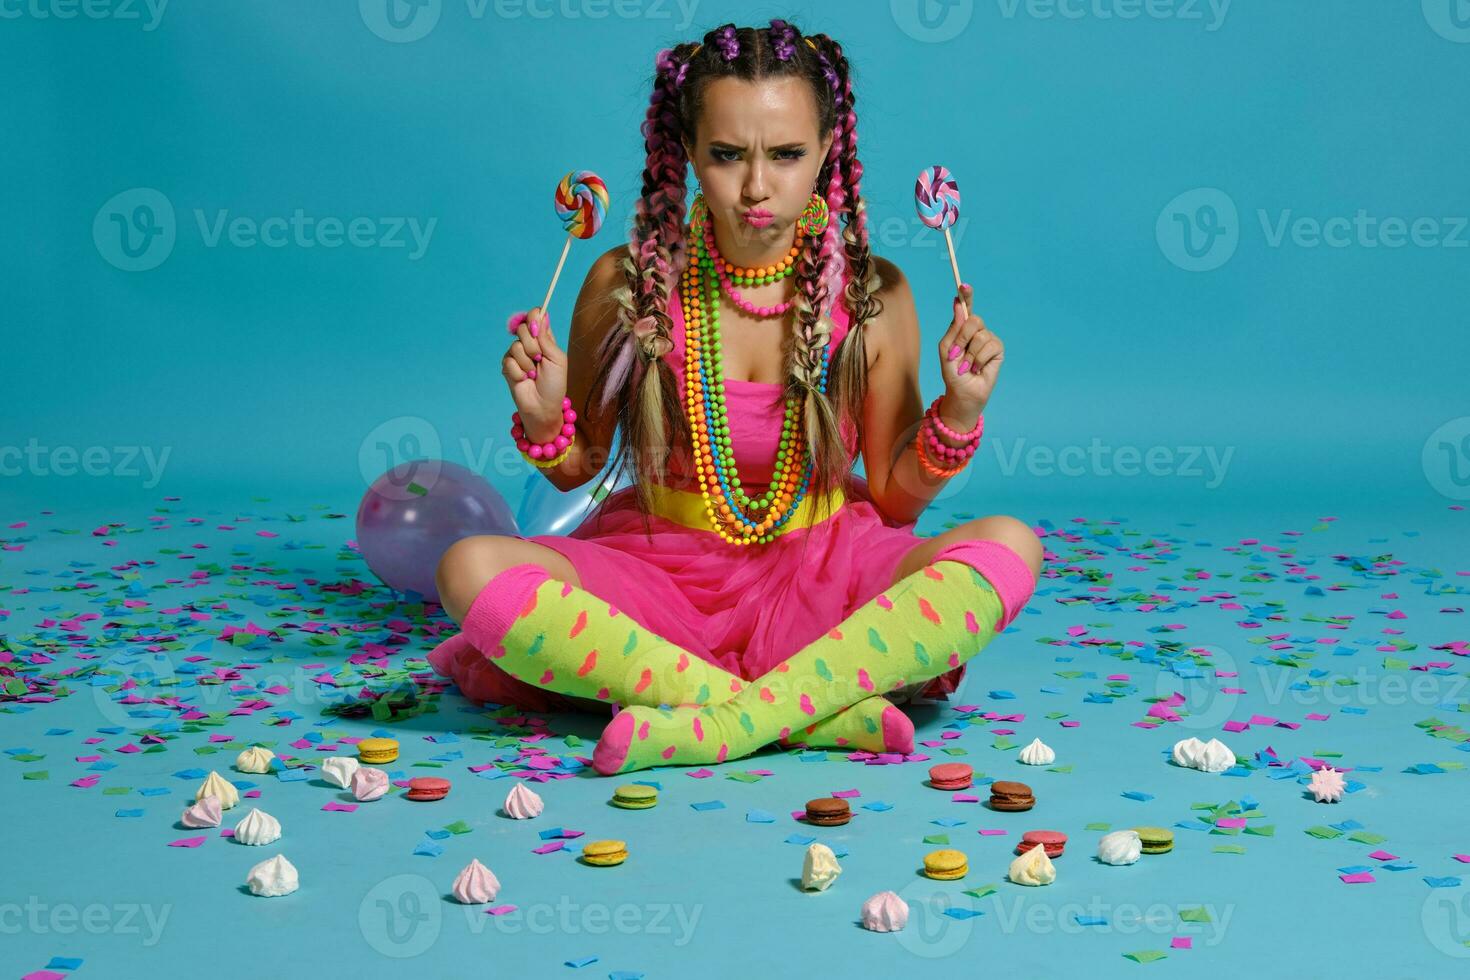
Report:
540,169,611,316
914,164,968,318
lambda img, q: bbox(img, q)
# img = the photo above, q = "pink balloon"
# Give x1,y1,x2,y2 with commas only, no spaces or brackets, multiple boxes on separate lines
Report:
354,460,517,603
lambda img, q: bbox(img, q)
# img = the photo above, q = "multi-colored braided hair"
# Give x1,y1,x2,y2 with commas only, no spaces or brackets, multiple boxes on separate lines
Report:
586,18,884,534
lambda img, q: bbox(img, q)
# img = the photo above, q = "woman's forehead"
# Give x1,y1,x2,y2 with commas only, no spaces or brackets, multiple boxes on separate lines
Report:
696,76,820,143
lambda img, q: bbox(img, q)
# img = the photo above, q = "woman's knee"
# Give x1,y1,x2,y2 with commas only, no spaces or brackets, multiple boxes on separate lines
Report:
435,535,578,624
951,515,1044,579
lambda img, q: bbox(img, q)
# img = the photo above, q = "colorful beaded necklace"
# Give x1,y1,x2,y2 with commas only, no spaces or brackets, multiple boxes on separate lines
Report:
681,196,833,546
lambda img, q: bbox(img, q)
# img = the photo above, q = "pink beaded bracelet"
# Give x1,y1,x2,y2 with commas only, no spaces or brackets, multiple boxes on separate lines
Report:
512,397,576,466
925,395,984,444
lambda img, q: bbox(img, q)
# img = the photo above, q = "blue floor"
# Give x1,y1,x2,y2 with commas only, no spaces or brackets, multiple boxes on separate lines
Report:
3,490,1469,979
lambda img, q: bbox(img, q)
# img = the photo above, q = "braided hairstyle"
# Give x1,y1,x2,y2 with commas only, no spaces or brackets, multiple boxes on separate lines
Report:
586,18,884,535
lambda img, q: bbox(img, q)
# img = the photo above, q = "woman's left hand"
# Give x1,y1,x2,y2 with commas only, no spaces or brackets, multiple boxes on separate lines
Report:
937,283,1004,414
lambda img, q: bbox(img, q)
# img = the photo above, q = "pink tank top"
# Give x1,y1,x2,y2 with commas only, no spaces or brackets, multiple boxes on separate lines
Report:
661,269,860,489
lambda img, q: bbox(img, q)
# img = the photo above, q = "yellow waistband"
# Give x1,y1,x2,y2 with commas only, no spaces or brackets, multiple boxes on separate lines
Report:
645,482,846,538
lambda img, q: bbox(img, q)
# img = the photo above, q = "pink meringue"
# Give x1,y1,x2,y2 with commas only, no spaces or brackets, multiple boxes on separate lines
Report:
182,796,223,828
503,782,543,819
860,891,909,932
1308,765,1346,803
451,858,501,904
351,767,389,802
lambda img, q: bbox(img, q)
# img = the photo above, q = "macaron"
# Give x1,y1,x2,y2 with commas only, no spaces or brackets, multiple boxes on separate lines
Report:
988,780,1035,812
357,738,399,764
1133,826,1174,855
404,776,451,802
581,839,628,867
804,797,852,827
611,784,658,810
928,763,974,791
1016,830,1067,858
922,848,969,880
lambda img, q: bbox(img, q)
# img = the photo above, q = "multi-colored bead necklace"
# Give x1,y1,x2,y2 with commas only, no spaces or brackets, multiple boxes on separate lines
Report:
681,197,833,546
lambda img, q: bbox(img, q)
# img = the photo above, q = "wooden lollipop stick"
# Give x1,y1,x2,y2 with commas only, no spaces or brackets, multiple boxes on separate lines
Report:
944,226,968,320
539,233,573,316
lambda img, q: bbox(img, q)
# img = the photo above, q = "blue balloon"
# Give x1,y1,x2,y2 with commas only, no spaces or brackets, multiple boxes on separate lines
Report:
515,468,630,537
355,459,517,603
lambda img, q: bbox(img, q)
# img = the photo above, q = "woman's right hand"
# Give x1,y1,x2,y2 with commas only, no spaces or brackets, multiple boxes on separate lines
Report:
502,306,569,442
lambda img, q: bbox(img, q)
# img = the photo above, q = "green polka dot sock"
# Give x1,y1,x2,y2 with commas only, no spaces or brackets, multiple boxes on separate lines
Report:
430,564,916,752
593,555,1022,775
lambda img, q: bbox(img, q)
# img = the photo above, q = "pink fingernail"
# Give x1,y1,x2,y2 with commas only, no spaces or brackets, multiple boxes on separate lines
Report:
948,345,961,361
527,368,537,380
962,282,971,291
532,353,542,363
959,360,971,373
529,321,539,338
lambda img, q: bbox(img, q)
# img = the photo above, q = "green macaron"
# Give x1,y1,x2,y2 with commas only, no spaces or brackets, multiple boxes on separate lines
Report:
611,783,658,810
1133,826,1174,854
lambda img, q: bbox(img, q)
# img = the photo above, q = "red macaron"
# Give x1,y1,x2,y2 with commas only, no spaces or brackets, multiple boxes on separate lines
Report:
404,777,451,802
928,763,974,791
1015,830,1067,858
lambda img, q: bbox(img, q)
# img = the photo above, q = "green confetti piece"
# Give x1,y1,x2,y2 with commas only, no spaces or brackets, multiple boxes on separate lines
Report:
1180,906,1212,923
443,820,473,835
991,737,1017,751
1243,824,1276,837
1084,822,1111,832
923,834,950,845
22,770,48,780
963,884,998,899
1123,950,1168,964
102,786,132,796
1213,844,1247,854
1306,826,1343,840
1047,765,1074,774
1348,831,1388,845
941,747,969,757
725,772,763,783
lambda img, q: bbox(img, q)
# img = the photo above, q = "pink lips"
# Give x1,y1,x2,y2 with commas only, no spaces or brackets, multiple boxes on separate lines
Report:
742,209,773,228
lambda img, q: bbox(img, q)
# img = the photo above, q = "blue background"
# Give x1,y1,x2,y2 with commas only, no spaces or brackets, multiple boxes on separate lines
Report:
5,3,1470,979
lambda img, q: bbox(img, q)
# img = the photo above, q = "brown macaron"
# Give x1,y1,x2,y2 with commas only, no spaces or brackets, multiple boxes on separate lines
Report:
988,780,1035,812
804,797,852,827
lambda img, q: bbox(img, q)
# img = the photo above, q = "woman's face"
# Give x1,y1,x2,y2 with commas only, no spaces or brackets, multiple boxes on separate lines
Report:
683,76,833,252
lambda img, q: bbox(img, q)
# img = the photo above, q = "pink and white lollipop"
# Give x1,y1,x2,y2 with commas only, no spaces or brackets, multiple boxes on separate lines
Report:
914,164,968,316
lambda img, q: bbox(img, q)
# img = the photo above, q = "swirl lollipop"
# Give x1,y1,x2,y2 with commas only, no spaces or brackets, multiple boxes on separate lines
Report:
540,169,611,316
914,165,968,318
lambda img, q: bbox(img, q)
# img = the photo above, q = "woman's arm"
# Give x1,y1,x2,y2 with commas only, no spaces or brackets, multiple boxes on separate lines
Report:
522,246,626,493
860,257,983,525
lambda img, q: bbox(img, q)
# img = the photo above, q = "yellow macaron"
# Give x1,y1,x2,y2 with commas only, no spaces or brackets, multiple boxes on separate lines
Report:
357,738,399,764
581,840,628,867
923,848,969,880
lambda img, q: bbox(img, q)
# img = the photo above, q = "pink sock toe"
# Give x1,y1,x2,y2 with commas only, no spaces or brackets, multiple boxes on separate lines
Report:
881,703,915,754
592,710,636,776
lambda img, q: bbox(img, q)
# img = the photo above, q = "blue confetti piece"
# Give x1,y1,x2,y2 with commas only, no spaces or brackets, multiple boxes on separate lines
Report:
276,768,311,783
862,801,894,812
565,956,599,968
115,808,144,818
1384,862,1418,871
425,829,452,841
988,690,1016,700
1075,915,1108,926
1341,706,1368,715
943,908,984,920
690,800,725,811
413,839,445,857
933,818,966,827
608,973,644,980
46,957,84,971
1122,790,1154,802
1220,766,1252,778
137,787,170,797
1425,877,1462,888
1409,763,1447,775
1338,865,1374,875
746,809,776,824
785,833,816,845
43,728,73,736
1330,819,1365,831
830,844,849,859
538,827,567,840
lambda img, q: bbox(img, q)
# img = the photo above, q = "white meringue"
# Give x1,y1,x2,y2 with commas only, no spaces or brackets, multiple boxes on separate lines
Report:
1008,843,1056,885
181,796,222,829
451,859,501,904
234,746,275,774
503,782,543,819
196,770,239,809
1017,737,1057,766
801,843,842,892
1171,736,1236,773
245,854,299,897
1308,766,1346,803
234,808,282,846
320,756,360,789
1097,830,1142,866
860,891,908,932
351,767,389,802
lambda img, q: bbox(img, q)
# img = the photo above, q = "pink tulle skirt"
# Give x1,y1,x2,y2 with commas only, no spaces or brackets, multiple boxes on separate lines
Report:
523,475,966,696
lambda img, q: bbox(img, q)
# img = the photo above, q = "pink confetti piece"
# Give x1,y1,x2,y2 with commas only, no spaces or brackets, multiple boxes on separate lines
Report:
952,793,980,803
1060,720,1081,728
1368,850,1397,861
1217,817,1247,829
686,768,714,778
1222,721,1251,733
1306,713,1331,721
831,788,861,798
1452,854,1470,863
169,836,207,848
485,904,517,916
978,828,1009,836
1171,937,1193,949
323,801,358,813
532,841,565,855
1339,872,1375,884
